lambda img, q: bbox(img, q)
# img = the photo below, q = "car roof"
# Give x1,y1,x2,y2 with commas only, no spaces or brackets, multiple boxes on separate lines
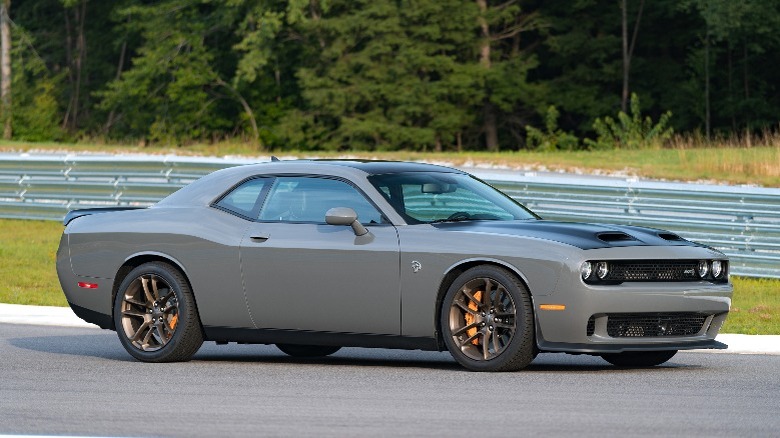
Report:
157,159,465,208
264,159,464,175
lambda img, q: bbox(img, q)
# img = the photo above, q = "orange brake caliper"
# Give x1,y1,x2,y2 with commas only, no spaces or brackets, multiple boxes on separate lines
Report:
463,290,482,345
169,314,179,331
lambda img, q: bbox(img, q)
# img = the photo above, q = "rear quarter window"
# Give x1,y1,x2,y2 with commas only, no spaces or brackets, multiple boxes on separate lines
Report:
214,178,270,219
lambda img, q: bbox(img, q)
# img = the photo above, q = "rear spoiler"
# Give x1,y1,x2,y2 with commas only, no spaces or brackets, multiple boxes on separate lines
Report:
63,207,146,226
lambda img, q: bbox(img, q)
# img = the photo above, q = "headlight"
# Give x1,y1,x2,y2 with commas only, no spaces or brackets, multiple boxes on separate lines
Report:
697,260,709,278
580,262,593,280
596,261,609,279
712,260,723,278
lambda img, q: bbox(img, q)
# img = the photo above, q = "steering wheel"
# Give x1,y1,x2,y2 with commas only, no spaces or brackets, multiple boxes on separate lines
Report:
447,211,471,221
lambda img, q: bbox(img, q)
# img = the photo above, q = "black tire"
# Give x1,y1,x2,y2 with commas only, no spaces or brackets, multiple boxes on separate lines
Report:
276,344,341,358
440,265,535,372
600,350,678,367
113,261,204,362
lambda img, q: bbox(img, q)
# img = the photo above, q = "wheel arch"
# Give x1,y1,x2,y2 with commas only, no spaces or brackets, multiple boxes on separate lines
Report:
112,252,196,331
434,258,535,350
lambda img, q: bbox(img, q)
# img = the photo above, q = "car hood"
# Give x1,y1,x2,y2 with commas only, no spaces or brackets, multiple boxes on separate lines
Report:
431,220,698,250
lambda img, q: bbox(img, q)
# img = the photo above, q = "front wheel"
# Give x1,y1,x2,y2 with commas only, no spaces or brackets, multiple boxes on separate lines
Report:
600,350,678,367
113,262,204,362
440,266,535,372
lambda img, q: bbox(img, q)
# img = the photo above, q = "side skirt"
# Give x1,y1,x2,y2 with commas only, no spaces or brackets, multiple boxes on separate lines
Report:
203,326,440,351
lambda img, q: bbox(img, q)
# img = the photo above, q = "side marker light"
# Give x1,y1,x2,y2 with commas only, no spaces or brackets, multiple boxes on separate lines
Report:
539,304,566,311
77,282,98,289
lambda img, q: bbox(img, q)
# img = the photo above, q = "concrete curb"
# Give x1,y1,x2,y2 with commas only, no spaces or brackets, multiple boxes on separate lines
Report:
1,303,778,355
0,303,98,329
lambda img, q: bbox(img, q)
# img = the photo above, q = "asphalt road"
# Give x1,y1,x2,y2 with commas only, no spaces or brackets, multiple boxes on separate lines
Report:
1,323,779,437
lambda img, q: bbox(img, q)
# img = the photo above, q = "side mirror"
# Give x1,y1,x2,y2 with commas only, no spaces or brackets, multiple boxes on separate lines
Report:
325,207,368,236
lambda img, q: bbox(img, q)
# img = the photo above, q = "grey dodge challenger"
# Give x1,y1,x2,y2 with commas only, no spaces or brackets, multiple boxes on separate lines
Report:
57,160,732,371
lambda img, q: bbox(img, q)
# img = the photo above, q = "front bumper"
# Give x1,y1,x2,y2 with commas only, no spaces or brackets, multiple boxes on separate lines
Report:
534,279,732,354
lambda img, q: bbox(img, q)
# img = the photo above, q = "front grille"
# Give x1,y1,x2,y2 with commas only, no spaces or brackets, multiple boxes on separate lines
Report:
586,316,595,336
606,312,709,337
605,260,700,282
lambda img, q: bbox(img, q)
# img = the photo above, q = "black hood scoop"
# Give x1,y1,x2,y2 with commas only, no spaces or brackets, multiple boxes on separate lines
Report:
658,232,685,241
597,232,636,243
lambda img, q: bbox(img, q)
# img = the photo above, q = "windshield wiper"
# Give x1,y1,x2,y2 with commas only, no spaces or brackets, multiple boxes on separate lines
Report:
429,217,473,224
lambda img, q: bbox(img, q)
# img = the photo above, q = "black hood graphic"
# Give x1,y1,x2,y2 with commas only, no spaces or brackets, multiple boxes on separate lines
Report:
432,220,698,250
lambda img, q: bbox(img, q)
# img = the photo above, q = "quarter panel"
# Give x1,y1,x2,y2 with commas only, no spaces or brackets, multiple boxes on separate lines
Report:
65,206,254,328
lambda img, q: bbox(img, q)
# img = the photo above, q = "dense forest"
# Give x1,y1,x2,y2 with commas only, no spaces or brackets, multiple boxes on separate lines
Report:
2,0,779,151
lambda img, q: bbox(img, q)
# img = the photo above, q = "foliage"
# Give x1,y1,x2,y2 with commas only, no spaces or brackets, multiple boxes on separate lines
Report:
96,0,238,143
5,0,780,147
586,93,673,149
525,106,579,151
281,0,482,151
10,28,64,141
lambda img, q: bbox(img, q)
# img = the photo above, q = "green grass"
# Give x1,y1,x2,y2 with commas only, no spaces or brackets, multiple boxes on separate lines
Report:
0,218,777,334
0,219,67,306
2,139,780,187
722,277,780,335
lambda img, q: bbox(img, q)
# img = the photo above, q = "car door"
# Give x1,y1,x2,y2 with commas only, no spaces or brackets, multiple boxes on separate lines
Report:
240,176,401,335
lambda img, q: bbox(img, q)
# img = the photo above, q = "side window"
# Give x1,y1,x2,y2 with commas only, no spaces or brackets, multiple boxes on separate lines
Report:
214,178,269,219
259,177,383,224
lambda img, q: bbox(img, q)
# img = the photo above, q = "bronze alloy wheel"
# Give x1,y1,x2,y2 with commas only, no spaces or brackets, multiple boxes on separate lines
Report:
120,273,179,352
448,277,517,361
441,265,535,372
114,262,204,362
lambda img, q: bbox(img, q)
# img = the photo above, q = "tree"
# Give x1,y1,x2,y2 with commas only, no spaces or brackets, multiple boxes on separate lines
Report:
530,0,623,134
620,0,644,113
475,0,542,151
683,0,780,137
60,0,87,131
98,0,258,144
1,0,11,139
230,0,316,147
284,0,480,151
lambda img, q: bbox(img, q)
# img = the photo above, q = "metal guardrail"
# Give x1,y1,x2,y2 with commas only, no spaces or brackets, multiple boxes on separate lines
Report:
1,153,778,279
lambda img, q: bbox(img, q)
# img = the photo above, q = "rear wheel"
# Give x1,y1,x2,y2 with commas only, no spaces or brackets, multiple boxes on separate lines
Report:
276,344,341,358
600,350,678,367
440,266,535,372
113,262,204,362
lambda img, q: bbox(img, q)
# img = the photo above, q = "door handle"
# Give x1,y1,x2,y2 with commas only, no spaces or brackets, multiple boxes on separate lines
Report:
249,234,270,242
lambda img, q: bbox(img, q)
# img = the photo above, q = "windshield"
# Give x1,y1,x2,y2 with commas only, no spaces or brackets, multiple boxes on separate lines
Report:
368,172,539,224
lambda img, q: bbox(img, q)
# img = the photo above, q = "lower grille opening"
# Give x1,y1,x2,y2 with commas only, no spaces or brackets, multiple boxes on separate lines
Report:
586,316,595,336
606,312,709,337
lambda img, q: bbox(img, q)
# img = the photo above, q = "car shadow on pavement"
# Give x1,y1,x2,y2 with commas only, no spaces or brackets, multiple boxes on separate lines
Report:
191,345,464,371
524,361,702,373
191,345,702,372
8,334,135,362
7,333,705,372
